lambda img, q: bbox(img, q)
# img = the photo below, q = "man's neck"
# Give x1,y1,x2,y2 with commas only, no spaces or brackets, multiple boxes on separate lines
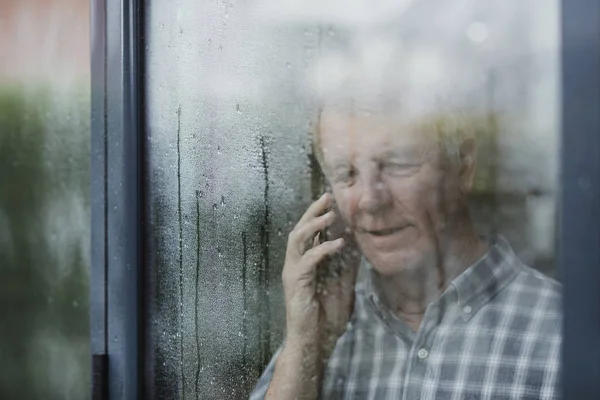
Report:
373,227,488,332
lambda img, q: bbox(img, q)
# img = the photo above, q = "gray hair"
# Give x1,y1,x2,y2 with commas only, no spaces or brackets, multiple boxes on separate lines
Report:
311,91,488,167
307,46,491,166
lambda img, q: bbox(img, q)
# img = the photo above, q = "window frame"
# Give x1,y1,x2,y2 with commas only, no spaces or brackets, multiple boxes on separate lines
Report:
91,0,146,398
560,0,600,398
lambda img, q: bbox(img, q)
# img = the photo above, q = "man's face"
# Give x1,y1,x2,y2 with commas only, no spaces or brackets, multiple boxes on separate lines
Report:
319,109,469,276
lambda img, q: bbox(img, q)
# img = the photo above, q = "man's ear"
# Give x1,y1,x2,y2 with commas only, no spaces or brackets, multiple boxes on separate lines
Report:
459,138,477,194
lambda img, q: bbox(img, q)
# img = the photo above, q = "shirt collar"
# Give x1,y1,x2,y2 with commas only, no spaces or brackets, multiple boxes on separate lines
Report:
450,235,522,319
364,235,522,321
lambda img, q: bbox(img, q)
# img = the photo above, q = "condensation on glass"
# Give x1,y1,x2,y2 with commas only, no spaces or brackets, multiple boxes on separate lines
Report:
143,0,560,398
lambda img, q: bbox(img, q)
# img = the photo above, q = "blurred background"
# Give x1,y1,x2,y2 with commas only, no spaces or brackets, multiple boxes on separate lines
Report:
0,0,90,399
0,0,559,399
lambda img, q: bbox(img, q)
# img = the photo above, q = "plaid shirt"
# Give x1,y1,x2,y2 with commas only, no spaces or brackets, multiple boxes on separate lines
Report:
250,236,562,400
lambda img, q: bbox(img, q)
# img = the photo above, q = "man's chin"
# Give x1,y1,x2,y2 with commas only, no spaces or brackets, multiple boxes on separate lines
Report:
364,247,425,276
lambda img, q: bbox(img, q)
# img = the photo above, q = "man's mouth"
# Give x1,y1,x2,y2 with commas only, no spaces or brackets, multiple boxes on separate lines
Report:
363,226,408,236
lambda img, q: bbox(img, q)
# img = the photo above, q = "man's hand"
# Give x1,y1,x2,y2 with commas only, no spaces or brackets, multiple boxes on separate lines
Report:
265,192,360,400
283,192,360,347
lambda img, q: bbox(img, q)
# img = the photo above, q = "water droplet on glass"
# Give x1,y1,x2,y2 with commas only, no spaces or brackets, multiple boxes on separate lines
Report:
178,27,183,36
277,229,282,237
286,62,291,69
160,22,165,29
218,44,223,51
208,38,212,45
328,28,335,36
221,196,225,206
72,300,79,307
236,104,241,114
225,12,229,19
213,204,218,211
217,146,222,155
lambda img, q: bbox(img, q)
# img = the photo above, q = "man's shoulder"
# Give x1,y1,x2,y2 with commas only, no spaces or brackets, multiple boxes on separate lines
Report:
494,236,562,306
512,263,562,303
502,263,563,330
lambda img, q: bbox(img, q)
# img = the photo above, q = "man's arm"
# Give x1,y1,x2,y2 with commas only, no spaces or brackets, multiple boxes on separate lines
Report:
248,337,325,400
249,347,280,400
265,337,324,400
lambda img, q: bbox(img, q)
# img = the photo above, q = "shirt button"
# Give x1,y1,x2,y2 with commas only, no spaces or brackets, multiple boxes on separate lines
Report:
463,305,472,314
417,348,429,360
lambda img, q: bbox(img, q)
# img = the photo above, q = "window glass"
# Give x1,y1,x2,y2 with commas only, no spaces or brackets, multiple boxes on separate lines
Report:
144,0,560,398
0,1,91,399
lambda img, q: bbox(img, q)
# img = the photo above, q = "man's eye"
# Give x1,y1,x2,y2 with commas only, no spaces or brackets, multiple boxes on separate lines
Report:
336,169,356,184
384,162,419,175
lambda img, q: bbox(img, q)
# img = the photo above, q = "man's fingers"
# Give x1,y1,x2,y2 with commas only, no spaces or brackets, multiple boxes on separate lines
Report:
292,212,336,252
302,238,345,267
313,232,321,248
283,238,345,285
287,212,336,257
294,192,332,229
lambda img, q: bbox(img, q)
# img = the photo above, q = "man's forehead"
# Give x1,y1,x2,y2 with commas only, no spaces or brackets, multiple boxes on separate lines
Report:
318,117,435,172
319,108,435,148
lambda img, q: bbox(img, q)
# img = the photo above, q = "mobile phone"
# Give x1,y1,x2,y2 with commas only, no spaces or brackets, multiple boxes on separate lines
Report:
315,183,358,286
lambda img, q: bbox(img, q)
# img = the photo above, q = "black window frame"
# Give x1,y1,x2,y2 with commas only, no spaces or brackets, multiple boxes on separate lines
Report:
90,0,146,398
90,0,600,398
560,0,600,398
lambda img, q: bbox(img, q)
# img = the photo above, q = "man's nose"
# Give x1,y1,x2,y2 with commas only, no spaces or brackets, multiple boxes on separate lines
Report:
357,173,391,214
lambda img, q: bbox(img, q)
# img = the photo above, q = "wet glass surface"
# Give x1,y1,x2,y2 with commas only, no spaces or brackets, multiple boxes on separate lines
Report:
143,0,560,398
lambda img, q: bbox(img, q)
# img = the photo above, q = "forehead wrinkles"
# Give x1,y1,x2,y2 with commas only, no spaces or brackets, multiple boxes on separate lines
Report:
319,111,437,161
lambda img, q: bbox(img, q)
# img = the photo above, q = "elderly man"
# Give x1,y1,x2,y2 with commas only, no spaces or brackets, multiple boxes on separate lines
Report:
250,87,562,399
